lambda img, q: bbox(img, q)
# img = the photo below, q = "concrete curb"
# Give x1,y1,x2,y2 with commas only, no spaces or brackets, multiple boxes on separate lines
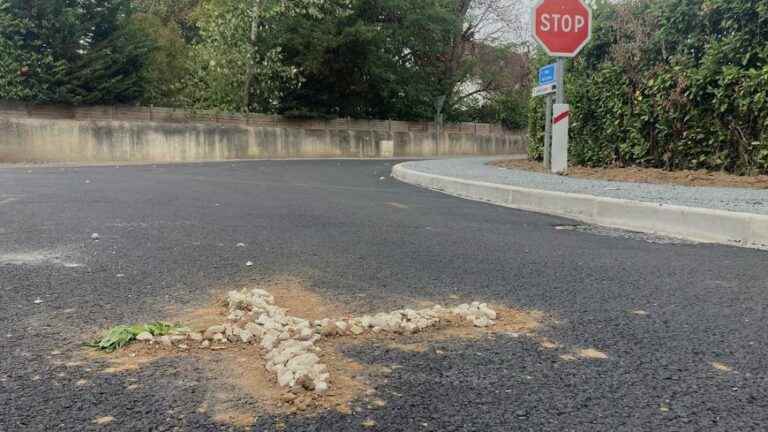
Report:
393,163,768,249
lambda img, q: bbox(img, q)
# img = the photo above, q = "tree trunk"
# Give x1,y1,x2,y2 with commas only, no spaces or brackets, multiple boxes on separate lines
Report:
442,0,474,114
243,0,262,112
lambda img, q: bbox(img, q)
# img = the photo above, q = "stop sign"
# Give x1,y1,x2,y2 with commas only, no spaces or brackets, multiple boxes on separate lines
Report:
532,0,592,57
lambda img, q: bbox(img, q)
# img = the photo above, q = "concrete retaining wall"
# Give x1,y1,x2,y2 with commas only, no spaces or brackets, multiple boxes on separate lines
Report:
0,102,527,163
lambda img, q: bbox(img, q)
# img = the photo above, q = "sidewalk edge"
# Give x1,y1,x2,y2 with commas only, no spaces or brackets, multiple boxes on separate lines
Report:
393,163,768,250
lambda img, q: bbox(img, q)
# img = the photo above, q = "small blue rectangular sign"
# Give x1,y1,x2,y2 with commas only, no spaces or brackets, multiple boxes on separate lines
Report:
539,63,557,86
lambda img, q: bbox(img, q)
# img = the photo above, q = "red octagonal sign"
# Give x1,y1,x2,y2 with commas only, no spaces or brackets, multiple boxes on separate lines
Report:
532,0,592,57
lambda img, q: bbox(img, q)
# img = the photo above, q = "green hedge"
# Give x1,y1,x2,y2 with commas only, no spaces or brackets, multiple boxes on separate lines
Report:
529,0,768,175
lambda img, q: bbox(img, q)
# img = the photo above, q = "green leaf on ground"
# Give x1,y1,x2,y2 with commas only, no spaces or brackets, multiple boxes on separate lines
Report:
87,322,188,352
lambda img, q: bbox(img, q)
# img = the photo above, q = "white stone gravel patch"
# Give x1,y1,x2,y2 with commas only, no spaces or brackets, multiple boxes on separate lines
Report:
138,288,498,394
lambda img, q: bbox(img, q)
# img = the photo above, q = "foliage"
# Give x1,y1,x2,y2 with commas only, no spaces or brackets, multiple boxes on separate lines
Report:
529,0,768,174
0,0,153,104
460,87,529,129
175,0,250,112
87,322,189,352
272,0,458,120
0,0,48,100
59,22,153,105
269,0,531,122
179,0,331,113
127,0,200,112
130,12,190,106
170,0,530,120
0,0,530,125
131,0,200,41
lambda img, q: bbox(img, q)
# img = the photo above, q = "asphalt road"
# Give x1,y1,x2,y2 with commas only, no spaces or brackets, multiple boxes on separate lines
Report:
1,160,767,431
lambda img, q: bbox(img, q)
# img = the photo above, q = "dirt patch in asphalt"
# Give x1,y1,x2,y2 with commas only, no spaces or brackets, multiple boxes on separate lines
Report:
203,344,367,422
490,159,768,189
79,276,544,425
90,348,175,374
165,276,352,327
84,336,370,424
328,305,543,368
267,276,351,321
171,304,228,332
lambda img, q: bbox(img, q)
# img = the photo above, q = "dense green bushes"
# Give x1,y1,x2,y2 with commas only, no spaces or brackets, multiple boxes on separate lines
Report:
0,0,530,126
529,0,768,174
0,0,153,105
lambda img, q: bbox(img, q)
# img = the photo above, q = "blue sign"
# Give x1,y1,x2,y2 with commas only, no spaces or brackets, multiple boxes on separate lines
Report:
539,63,557,86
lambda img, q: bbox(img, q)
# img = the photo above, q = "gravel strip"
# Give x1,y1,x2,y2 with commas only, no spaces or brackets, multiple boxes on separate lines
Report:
401,157,768,215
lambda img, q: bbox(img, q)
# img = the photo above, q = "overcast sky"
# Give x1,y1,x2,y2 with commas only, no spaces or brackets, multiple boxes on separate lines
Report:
472,0,535,45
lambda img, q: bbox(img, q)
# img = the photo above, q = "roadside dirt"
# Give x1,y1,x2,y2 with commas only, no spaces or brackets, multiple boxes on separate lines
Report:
490,159,768,189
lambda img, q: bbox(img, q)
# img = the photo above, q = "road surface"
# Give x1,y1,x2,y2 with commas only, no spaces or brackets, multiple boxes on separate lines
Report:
1,160,766,431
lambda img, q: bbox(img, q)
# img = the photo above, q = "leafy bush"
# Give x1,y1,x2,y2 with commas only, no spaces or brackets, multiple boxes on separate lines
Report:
529,0,768,175
453,89,529,130
0,0,153,105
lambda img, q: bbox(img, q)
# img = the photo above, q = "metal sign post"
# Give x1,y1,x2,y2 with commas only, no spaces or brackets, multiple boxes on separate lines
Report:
544,95,553,170
532,0,591,174
556,58,566,104
534,63,558,170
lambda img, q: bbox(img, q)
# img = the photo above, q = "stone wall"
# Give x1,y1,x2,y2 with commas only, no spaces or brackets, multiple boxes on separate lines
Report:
0,102,527,163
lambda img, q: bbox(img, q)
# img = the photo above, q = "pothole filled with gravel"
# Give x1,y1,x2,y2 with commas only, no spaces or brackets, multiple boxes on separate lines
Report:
81,278,543,423
191,287,502,394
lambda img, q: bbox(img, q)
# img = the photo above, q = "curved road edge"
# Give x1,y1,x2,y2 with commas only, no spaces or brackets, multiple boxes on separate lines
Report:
392,161,768,250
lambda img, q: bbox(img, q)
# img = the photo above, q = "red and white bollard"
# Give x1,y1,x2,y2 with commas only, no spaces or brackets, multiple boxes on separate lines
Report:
551,103,570,174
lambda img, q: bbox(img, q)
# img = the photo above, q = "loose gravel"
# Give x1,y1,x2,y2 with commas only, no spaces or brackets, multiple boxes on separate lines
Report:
401,157,768,215
138,287,499,395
